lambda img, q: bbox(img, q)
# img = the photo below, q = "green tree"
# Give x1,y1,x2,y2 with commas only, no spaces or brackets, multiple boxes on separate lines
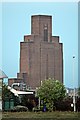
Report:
2,84,19,109
37,78,66,111
78,87,80,96
2,84,11,100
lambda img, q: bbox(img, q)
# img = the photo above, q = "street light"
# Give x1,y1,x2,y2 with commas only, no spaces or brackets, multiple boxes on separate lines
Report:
73,56,76,112
38,81,43,109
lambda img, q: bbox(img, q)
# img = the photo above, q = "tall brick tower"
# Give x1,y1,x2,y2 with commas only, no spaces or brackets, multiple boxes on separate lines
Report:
31,15,52,42
8,15,63,89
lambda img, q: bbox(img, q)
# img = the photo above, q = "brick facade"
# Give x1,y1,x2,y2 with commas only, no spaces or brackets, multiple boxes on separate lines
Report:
8,15,63,89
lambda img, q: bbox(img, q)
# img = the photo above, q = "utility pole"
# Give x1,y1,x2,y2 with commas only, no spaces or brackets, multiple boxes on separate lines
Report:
73,56,76,112
38,80,42,110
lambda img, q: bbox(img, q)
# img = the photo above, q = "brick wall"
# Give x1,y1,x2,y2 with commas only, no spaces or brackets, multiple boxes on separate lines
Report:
8,15,63,89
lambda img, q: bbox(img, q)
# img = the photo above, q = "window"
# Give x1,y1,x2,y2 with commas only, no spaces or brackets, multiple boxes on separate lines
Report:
44,24,48,42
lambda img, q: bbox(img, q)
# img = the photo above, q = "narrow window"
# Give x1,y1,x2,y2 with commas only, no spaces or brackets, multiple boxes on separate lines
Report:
44,24,48,42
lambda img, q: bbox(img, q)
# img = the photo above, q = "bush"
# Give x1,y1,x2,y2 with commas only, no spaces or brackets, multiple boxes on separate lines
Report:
54,97,73,111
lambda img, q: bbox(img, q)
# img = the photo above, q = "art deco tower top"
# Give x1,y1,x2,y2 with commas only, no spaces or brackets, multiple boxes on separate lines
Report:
31,15,52,42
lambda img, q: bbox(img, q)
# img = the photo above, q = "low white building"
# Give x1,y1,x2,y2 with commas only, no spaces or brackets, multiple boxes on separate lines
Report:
66,88,78,97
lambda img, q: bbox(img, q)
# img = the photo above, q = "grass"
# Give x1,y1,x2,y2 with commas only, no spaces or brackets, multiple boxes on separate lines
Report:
2,111,80,119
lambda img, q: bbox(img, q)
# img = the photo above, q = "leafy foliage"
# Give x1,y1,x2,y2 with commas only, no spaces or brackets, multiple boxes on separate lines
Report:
37,78,66,111
2,84,20,110
21,94,38,111
2,84,12,100
78,87,80,96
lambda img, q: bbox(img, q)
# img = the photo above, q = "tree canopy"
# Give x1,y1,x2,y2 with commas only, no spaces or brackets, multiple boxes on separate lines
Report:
78,87,80,96
37,78,66,111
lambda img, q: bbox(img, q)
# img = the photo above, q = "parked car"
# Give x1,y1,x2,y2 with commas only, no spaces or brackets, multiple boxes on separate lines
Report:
10,105,28,112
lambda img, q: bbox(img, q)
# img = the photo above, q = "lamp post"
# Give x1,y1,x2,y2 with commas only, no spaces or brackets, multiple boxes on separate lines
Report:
38,81,43,109
73,56,76,112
